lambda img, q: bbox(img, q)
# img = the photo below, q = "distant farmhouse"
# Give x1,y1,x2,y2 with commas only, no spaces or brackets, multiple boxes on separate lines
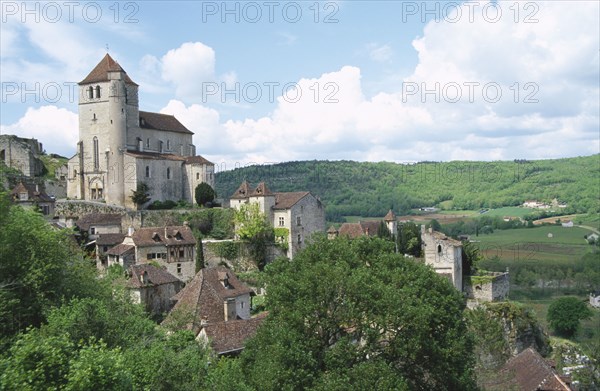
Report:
229,181,326,258
67,54,214,209
0,135,45,177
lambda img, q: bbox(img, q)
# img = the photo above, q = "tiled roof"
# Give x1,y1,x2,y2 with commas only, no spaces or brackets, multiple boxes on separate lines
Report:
273,192,309,209
106,244,134,256
124,151,187,161
230,181,252,199
384,210,396,221
500,348,572,390
185,155,214,165
96,233,126,246
252,182,273,196
126,264,181,288
338,221,381,239
79,54,137,86
10,182,54,203
428,230,463,247
130,225,196,247
203,312,268,355
75,213,122,231
139,111,193,135
164,267,253,335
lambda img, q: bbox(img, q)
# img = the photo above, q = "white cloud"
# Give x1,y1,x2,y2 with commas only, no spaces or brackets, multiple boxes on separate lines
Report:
367,43,393,63
160,42,216,101
1,106,78,157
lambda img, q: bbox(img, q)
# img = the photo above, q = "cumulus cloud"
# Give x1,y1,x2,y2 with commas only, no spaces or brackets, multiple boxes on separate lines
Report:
160,42,216,100
1,106,78,157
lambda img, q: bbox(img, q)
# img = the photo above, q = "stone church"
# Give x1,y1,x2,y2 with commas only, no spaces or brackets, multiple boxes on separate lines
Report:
67,54,214,209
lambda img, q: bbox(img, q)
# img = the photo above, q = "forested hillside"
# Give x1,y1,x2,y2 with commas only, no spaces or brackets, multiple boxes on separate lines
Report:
215,155,599,221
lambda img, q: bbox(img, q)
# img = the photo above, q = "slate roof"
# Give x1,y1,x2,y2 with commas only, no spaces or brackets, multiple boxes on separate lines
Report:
96,233,126,246
185,155,214,165
79,54,138,86
164,267,253,335
130,225,196,247
126,264,181,288
75,213,122,231
106,244,135,256
499,348,572,390
202,312,268,355
10,182,54,203
338,221,381,239
139,111,193,135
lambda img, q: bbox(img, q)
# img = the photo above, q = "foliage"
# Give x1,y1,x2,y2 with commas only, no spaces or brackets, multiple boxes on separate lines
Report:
465,307,511,370
131,182,151,209
396,222,421,256
376,220,392,240
195,182,216,207
462,240,483,276
238,236,477,390
215,155,600,220
196,238,204,272
427,218,442,232
147,199,178,210
547,296,593,337
208,241,240,261
234,203,274,268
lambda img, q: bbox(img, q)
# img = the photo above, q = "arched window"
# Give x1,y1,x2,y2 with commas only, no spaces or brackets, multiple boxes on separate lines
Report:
95,85,101,98
166,140,170,150
146,138,150,148
167,167,171,179
437,244,442,254
145,166,150,178
93,137,99,171
159,141,164,153
87,86,93,99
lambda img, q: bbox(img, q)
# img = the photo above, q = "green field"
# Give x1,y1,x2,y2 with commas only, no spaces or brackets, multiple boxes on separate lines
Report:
482,206,537,218
473,226,592,264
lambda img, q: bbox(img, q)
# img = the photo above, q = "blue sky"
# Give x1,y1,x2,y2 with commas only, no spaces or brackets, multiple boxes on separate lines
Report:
1,1,599,168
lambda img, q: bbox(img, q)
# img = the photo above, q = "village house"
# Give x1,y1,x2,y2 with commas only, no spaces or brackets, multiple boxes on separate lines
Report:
0,135,45,177
329,210,397,240
9,181,55,216
126,264,183,317
495,348,573,390
163,266,265,355
229,181,326,259
75,213,122,240
67,54,214,209
95,233,126,269
107,225,197,281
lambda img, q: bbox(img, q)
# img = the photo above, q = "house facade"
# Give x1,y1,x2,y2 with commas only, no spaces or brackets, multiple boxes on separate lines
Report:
10,182,55,216
126,264,183,317
230,181,326,258
66,54,214,209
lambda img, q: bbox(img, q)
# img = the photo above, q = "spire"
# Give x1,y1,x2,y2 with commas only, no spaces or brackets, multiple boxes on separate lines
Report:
384,209,396,221
79,54,138,86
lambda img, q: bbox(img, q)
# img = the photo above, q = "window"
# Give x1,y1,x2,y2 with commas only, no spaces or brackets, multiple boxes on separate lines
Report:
19,192,28,201
145,166,150,178
279,217,285,226
95,85,101,98
167,167,171,179
92,113,96,121
87,86,93,99
90,227,96,235
437,245,442,254
103,246,108,252
159,141,163,153
196,173,200,180
93,137,99,170
297,234,302,244
179,249,184,257
146,138,150,148
166,140,170,150
176,263,182,274
296,216,302,226
241,302,244,309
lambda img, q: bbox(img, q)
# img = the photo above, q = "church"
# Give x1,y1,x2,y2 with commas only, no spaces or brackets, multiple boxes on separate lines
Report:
67,54,214,209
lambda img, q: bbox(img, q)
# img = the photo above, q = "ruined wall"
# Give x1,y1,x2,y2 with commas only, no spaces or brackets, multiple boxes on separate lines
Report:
465,272,510,304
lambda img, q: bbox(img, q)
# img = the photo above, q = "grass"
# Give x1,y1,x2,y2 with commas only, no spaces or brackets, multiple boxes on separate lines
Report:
473,226,592,263
343,216,383,223
483,206,537,218
39,154,68,180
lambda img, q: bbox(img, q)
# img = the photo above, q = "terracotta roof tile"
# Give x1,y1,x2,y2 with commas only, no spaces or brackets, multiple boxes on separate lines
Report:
75,213,122,231
139,111,193,135
79,54,137,86
106,244,134,256
126,264,181,288
384,210,396,221
163,267,253,335
230,181,252,199
273,192,309,209
185,155,214,165
96,233,126,246
500,348,572,391
338,221,381,239
10,182,54,203
203,312,268,355
130,225,197,247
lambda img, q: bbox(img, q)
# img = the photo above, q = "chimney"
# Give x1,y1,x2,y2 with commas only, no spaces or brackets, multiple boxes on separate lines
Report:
128,226,134,236
224,298,236,322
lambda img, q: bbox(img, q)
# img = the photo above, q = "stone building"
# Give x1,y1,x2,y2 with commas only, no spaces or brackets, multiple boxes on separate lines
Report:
229,181,326,259
421,226,463,291
66,54,214,209
163,266,265,355
107,225,197,282
0,135,44,177
126,264,183,317
330,210,397,240
75,213,122,240
10,181,55,216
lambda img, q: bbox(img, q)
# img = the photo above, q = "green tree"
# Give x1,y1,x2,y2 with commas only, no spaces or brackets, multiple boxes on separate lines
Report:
462,240,483,277
195,182,216,207
427,219,442,232
131,182,151,209
239,236,477,390
397,222,422,257
547,297,593,337
234,203,274,268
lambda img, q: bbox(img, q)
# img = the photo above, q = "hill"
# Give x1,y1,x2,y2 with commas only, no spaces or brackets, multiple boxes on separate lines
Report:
214,155,599,221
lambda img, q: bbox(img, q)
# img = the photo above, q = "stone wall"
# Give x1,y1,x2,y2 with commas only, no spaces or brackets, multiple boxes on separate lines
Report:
203,239,285,272
465,272,510,304
0,135,44,177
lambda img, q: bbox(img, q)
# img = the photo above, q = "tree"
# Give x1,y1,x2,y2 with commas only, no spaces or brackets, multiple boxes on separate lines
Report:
195,182,216,207
547,296,593,337
131,182,151,209
461,240,483,277
234,203,274,269
397,222,421,257
239,236,477,390
427,219,442,232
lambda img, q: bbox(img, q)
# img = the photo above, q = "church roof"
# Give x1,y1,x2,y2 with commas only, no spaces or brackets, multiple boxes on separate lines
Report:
185,155,214,165
139,111,193,135
384,210,396,221
124,151,187,161
79,54,138,86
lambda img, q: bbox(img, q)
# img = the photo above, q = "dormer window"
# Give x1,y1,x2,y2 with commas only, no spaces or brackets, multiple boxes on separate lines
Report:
152,232,161,242
95,85,101,98
174,231,183,240
219,272,232,288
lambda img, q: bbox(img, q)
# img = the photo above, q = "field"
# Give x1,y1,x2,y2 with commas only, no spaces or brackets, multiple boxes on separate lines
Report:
482,206,537,218
473,226,592,264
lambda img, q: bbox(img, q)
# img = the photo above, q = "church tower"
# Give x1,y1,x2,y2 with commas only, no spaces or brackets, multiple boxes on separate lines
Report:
73,54,139,205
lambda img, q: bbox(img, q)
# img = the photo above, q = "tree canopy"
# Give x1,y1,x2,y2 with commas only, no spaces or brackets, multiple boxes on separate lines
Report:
547,296,593,337
238,236,477,390
195,182,216,207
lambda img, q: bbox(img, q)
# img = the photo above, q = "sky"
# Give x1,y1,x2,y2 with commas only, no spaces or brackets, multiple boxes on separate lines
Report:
1,0,599,169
